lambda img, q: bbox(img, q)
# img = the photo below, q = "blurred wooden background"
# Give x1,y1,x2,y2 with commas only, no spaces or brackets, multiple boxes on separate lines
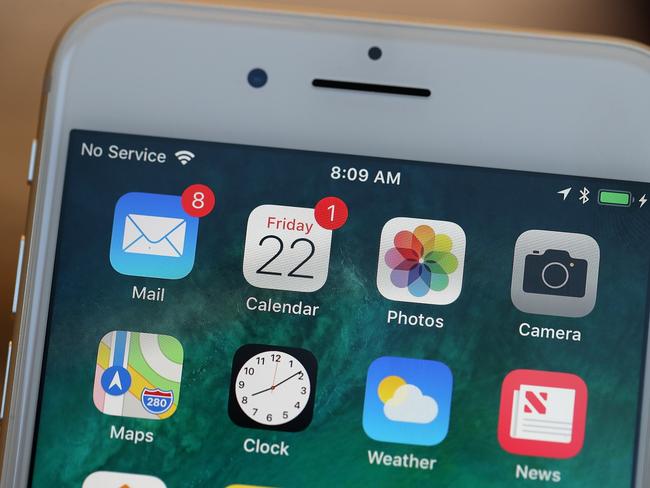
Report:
0,0,649,365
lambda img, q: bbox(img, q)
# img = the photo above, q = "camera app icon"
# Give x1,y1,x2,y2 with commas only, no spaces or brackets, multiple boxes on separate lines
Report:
511,230,599,318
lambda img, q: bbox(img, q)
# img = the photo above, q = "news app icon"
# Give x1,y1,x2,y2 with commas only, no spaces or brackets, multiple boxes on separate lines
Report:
242,205,332,292
498,369,588,459
110,192,199,279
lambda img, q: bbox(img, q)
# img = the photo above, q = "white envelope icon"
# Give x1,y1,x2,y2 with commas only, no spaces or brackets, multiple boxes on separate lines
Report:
122,214,186,257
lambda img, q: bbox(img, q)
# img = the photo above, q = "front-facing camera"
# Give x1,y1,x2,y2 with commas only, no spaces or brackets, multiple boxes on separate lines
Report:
368,46,382,60
247,68,268,88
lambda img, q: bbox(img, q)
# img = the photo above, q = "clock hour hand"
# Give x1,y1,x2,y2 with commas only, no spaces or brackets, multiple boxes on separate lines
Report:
251,385,273,396
251,362,279,397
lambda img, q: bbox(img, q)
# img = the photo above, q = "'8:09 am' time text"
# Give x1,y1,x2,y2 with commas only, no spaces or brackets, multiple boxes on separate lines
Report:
330,166,401,185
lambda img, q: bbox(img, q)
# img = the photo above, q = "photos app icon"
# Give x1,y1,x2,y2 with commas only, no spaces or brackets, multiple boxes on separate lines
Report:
377,218,466,305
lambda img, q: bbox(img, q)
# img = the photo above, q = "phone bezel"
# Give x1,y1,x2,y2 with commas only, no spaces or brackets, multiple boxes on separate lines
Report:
4,2,650,486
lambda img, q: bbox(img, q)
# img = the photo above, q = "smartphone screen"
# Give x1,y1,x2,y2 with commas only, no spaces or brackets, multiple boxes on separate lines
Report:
28,130,650,487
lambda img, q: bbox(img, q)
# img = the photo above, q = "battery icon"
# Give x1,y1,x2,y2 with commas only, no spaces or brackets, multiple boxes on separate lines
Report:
598,189,632,207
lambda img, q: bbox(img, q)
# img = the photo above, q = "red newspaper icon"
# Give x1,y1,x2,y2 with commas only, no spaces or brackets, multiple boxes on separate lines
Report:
497,369,588,458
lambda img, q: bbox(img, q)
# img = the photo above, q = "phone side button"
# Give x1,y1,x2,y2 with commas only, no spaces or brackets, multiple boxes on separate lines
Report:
12,236,26,315
27,139,37,184
0,341,13,420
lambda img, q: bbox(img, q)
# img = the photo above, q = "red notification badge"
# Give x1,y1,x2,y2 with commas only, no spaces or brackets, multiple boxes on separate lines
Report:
314,196,348,230
181,184,215,218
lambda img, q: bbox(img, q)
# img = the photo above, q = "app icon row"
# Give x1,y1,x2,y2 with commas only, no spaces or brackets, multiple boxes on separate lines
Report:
109,192,600,318
94,331,587,459
83,471,267,488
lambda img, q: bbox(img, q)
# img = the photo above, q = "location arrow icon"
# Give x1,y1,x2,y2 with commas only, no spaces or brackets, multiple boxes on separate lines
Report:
558,187,572,201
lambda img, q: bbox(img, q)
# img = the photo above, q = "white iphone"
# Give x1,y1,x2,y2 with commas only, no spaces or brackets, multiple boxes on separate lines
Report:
3,2,650,486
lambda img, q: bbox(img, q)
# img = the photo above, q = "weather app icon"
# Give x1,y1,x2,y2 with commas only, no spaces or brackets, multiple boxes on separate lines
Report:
362,356,453,446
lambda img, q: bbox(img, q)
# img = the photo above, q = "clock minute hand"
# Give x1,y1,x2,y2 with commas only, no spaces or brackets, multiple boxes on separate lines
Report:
250,371,302,397
270,371,301,390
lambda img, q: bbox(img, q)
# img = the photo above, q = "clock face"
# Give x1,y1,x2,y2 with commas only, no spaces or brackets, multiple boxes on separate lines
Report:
228,344,318,432
236,350,310,425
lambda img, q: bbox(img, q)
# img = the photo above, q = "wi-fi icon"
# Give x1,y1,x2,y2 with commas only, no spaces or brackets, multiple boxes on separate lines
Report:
174,150,195,165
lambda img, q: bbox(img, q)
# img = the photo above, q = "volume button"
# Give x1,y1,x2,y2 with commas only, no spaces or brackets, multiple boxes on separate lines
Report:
11,236,25,315
27,139,37,184
0,341,12,420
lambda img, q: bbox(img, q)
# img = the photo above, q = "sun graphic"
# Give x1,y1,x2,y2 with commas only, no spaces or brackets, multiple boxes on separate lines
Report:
377,375,406,403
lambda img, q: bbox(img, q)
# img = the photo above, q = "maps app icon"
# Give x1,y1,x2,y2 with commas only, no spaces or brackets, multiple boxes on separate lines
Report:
93,330,183,420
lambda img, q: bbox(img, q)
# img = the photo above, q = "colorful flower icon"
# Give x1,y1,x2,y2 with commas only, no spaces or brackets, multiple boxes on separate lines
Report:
384,225,459,297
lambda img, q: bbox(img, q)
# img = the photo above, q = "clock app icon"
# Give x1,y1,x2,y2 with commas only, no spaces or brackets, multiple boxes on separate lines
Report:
228,344,318,432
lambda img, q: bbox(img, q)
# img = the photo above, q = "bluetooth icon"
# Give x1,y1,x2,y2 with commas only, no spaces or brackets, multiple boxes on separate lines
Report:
579,187,590,204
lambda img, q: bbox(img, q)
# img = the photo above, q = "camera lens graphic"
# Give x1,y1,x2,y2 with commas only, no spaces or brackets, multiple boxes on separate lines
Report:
541,262,571,289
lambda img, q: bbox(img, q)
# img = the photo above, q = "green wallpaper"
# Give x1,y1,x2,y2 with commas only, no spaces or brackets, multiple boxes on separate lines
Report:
29,130,650,487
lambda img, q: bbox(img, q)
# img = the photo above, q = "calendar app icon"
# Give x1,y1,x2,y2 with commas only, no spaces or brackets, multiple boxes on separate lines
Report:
243,205,332,292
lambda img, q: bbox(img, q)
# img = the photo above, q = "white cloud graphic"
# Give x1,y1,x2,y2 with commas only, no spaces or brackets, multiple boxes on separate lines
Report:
383,384,438,424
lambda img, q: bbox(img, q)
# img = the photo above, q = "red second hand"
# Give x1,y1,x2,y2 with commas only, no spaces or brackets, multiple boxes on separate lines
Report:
270,361,279,393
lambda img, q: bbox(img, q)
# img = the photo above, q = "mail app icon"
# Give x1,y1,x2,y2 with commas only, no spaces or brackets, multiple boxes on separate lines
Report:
110,192,199,279
123,215,187,257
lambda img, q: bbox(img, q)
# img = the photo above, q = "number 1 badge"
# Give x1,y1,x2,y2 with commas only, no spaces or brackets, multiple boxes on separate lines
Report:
242,204,333,292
